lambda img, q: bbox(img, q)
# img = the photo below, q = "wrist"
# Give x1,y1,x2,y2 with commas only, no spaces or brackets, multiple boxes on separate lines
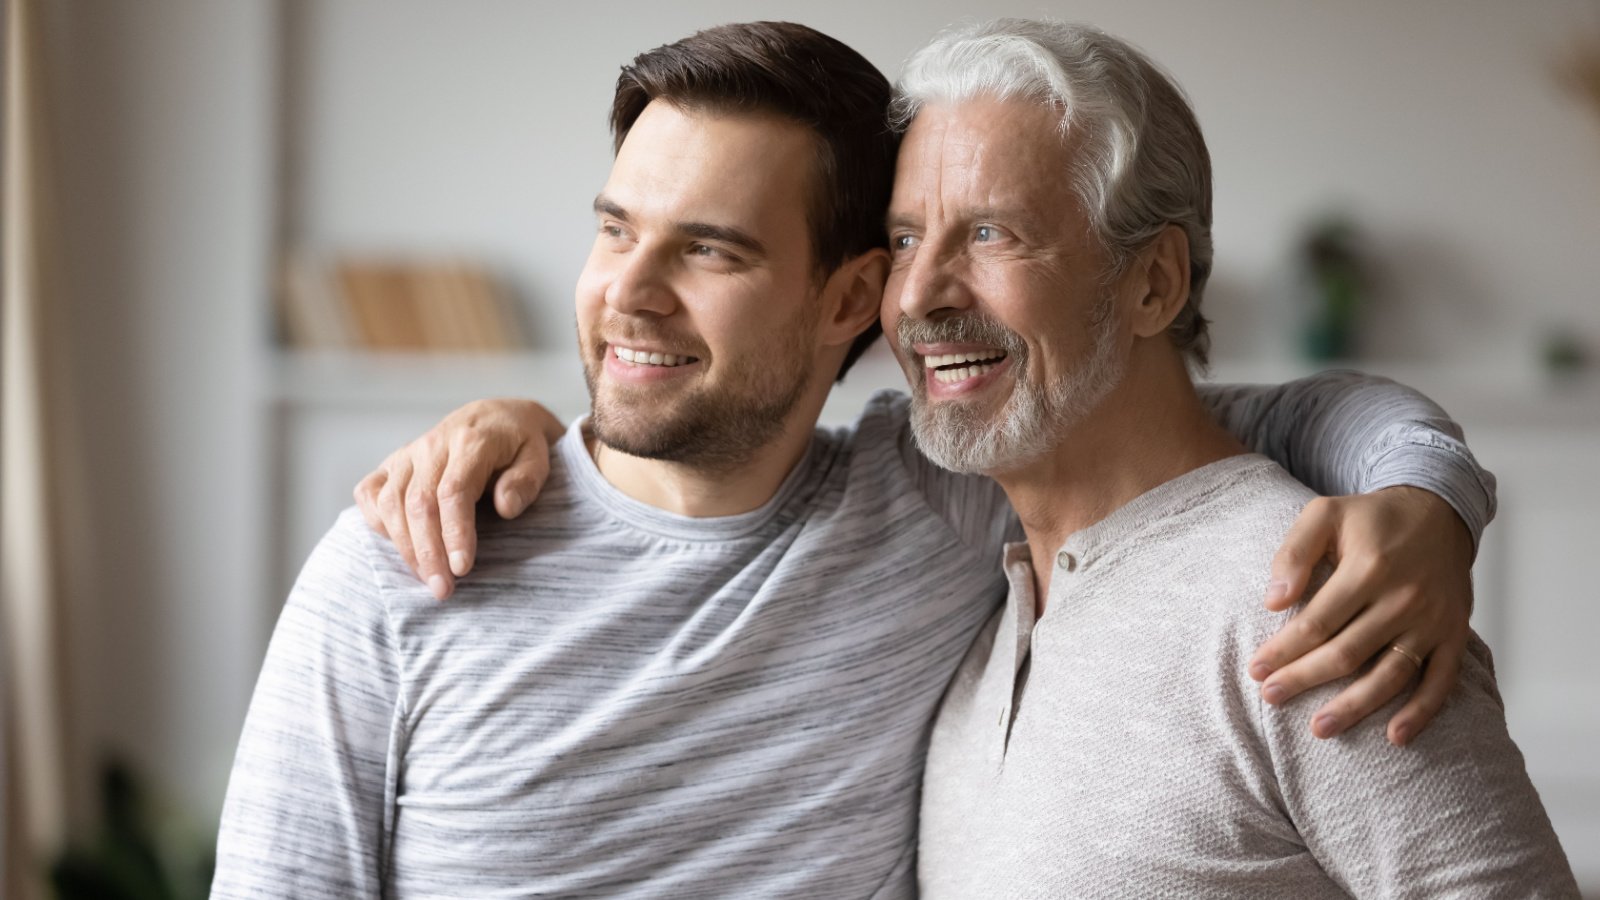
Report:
1378,484,1476,563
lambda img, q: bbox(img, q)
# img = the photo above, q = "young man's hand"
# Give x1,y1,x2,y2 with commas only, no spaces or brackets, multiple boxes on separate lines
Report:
1250,486,1475,746
353,399,564,599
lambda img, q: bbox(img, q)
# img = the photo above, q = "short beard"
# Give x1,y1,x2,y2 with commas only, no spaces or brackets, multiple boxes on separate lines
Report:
898,297,1124,475
582,307,817,473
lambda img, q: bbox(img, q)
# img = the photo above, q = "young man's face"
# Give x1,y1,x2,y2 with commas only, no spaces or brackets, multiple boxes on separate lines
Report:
882,98,1130,475
575,101,827,468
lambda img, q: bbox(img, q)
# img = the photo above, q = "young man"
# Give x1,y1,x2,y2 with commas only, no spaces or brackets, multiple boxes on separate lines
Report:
218,21,1496,899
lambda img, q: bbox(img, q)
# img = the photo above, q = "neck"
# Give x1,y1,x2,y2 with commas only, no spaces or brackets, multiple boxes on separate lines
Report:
588,377,832,518
991,344,1247,611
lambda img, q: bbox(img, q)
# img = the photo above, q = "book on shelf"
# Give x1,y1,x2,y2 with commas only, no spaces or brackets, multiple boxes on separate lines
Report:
278,252,526,352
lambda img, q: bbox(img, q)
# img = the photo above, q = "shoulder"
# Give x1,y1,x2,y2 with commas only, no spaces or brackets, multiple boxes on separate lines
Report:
297,506,431,614
1174,456,1315,559
824,389,911,453
793,389,914,488
251,509,413,700
465,434,633,572
1140,457,1318,636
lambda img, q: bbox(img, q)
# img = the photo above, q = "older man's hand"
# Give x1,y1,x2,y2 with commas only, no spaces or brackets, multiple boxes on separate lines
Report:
1248,486,1475,747
353,399,565,600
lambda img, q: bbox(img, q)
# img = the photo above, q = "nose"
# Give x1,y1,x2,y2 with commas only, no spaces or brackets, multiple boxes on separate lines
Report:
893,239,972,324
604,244,677,318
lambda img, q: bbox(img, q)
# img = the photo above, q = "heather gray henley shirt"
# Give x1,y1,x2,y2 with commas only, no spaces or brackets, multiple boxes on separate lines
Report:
919,454,1574,898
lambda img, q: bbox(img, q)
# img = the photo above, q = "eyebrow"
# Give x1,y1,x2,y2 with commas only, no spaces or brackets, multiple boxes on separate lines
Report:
593,195,630,222
594,194,768,258
678,221,767,257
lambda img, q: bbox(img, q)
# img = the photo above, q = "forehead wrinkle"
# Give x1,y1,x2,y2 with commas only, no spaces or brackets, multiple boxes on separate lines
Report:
891,114,963,237
968,106,1089,242
931,116,979,227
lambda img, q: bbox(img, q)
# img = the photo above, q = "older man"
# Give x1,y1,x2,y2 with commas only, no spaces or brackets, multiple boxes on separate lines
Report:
884,20,1577,897
234,18,1498,900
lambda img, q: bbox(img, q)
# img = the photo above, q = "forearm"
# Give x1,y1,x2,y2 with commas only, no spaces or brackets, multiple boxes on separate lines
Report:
1200,370,1497,547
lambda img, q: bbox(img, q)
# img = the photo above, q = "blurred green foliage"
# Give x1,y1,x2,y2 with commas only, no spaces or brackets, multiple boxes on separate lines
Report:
1300,216,1367,362
48,760,213,900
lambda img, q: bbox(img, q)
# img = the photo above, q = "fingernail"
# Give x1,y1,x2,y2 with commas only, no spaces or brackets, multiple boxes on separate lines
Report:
1313,714,1339,737
449,551,468,577
1248,661,1274,681
502,489,525,512
1391,723,1413,746
1262,683,1287,705
1265,580,1290,604
428,575,449,600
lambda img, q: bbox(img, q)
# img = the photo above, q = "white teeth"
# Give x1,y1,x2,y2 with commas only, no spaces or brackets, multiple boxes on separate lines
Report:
924,349,1006,385
924,350,1006,368
933,362,1000,384
614,346,694,368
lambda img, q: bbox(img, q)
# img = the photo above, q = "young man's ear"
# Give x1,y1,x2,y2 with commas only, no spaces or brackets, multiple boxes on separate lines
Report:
1127,225,1192,339
820,248,891,347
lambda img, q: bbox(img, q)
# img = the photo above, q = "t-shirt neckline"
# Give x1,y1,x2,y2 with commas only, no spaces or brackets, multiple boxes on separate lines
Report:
557,416,829,542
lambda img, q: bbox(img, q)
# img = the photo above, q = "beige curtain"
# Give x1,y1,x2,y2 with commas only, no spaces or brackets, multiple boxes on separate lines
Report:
2,0,69,895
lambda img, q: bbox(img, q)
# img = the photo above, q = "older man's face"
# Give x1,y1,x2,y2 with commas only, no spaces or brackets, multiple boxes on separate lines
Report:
882,97,1130,475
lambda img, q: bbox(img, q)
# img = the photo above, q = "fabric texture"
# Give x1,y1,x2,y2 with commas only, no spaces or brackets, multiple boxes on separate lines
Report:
212,375,1497,898
214,392,1010,899
919,454,1574,899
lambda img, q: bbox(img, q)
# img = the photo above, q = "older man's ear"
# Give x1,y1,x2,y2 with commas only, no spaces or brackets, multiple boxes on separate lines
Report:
1125,224,1193,340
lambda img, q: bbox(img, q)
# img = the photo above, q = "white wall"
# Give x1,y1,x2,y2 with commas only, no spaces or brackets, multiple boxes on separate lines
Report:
294,0,1600,365
44,0,1600,880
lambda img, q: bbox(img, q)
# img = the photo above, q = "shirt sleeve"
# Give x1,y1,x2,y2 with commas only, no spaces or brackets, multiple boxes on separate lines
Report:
211,509,406,899
1258,634,1580,897
1198,370,1498,548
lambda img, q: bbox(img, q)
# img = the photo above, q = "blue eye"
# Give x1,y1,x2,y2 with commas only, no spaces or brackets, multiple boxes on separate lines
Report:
975,225,997,242
892,234,917,252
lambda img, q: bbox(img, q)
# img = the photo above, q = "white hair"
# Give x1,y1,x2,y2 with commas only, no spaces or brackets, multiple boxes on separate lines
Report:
890,19,1214,365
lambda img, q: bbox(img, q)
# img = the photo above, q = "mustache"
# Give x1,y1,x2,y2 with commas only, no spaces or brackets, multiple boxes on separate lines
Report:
594,317,706,357
895,314,1027,359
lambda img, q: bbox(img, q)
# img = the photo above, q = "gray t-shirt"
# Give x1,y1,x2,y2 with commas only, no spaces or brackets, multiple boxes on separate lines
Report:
919,454,1575,899
212,377,1497,899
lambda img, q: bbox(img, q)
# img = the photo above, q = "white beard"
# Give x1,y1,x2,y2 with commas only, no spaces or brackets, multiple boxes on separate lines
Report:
901,303,1125,476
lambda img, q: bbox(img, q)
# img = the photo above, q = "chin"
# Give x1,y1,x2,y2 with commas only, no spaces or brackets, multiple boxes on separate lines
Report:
910,366,1119,476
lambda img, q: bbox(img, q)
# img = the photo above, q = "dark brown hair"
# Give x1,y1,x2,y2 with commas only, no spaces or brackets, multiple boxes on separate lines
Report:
610,21,897,381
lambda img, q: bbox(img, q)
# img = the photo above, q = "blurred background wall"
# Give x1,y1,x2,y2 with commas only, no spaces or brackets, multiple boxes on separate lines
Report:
11,0,1599,892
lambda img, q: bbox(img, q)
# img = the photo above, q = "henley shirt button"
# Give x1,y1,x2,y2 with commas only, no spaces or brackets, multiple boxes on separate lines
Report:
1056,551,1077,572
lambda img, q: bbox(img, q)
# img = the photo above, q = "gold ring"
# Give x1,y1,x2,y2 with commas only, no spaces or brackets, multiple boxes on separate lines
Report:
1389,643,1424,669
